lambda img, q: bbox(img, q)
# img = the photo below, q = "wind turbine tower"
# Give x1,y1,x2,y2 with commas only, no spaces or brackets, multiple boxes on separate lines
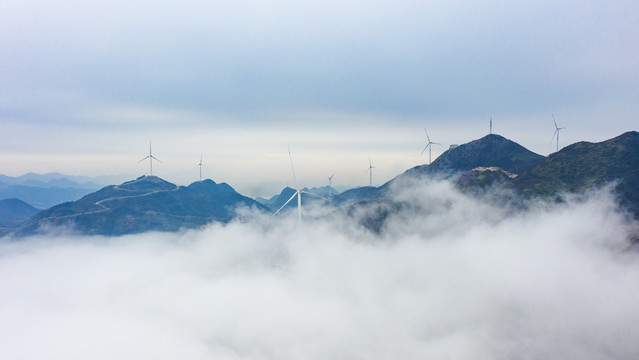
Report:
421,129,441,165
368,158,375,187
552,114,566,151
196,154,203,181
138,142,162,176
328,173,335,197
490,118,493,134
272,146,326,223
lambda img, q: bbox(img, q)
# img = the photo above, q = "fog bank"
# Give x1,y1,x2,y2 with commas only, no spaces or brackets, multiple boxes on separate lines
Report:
1,181,638,359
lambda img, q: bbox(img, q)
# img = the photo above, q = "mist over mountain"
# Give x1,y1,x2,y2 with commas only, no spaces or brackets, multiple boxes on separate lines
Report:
334,131,639,225
2,132,639,358
2,178,638,359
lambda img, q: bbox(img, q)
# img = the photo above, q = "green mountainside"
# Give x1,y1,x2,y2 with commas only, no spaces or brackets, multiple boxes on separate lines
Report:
514,131,639,216
14,176,267,236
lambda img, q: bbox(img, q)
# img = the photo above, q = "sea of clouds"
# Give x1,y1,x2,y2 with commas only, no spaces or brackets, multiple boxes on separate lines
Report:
1,179,638,359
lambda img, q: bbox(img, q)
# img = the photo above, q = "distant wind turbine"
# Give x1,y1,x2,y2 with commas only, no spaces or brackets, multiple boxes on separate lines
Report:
272,146,326,223
368,158,375,187
552,114,566,151
490,118,493,134
328,173,336,197
420,129,441,165
196,154,203,181
138,142,162,175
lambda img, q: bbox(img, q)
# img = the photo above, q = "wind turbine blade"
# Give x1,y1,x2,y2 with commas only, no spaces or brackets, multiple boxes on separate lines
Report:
301,190,328,201
420,145,429,155
272,192,298,217
288,145,298,190
431,142,441,145
150,155,162,163
425,129,431,143
329,172,336,180
138,156,150,162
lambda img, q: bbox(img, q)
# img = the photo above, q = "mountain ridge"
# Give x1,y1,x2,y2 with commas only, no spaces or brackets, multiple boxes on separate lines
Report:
13,176,267,236
4,131,638,237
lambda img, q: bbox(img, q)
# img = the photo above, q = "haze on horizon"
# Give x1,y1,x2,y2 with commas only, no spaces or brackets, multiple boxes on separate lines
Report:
1,0,638,196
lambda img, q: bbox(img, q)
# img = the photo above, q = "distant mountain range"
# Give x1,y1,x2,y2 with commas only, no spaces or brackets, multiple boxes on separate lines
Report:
0,198,39,230
256,186,337,212
0,172,129,188
3,131,638,237
0,173,132,209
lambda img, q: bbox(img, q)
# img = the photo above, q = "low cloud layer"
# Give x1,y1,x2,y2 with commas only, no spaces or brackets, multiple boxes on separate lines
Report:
1,181,638,359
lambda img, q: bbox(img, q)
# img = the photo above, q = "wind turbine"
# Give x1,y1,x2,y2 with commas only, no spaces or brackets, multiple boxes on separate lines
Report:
490,118,493,134
368,158,375,187
196,154,203,181
328,173,336,197
272,146,326,223
138,142,162,176
552,114,566,151
420,129,441,165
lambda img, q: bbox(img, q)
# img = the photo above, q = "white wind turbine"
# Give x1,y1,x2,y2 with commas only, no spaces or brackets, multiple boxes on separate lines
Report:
272,146,326,223
421,129,441,165
368,158,375,187
552,114,566,151
138,142,162,175
196,154,203,181
328,173,336,197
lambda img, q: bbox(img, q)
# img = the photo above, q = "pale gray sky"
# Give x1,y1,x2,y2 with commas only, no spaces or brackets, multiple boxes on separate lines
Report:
1,0,638,196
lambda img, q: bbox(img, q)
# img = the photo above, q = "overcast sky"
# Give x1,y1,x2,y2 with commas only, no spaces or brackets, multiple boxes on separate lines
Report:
1,0,638,196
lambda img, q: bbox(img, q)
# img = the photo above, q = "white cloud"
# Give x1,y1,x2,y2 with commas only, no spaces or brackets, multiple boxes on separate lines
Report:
1,181,638,359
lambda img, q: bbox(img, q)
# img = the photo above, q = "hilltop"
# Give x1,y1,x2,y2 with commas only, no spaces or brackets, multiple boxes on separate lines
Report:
331,134,546,205
406,134,545,177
